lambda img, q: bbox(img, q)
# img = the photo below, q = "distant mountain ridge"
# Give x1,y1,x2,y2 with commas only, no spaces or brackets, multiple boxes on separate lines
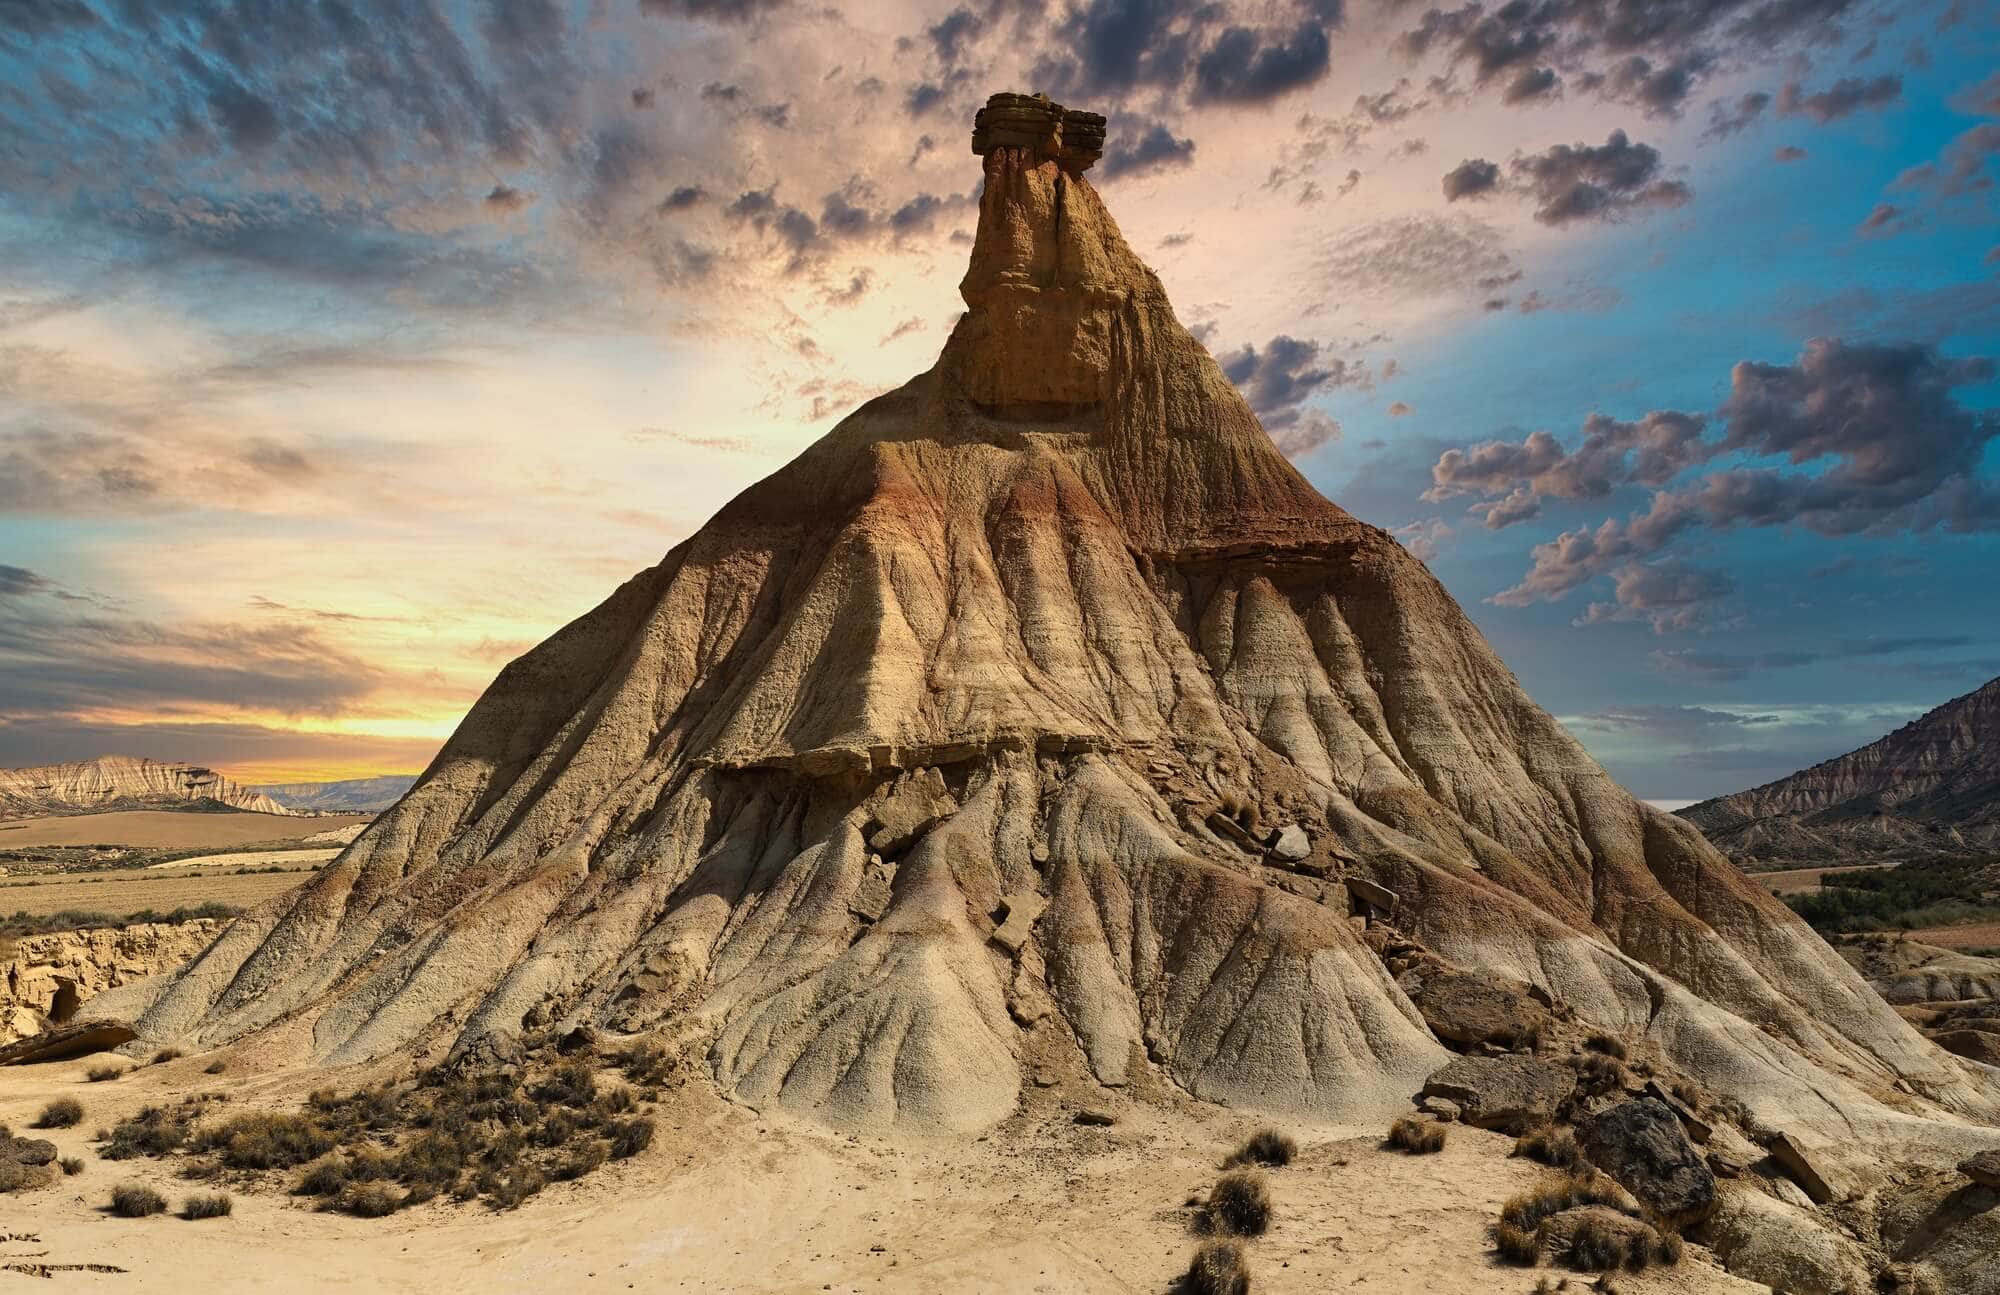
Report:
1679,676,2000,866
0,755,292,818
253,775,417,814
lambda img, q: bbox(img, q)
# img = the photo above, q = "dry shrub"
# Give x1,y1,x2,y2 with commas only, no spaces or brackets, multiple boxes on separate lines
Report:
101,1105,192,1159
607,1116,654,1160
294,1156,351,1197
35,1097,83,1129
485,1166,547,1211
1224,1129,1295,1169
110,1182,167,1217
1514,1124,1583,1171
151,1048,183,1065
1202,1170,1271,1238
1499,1173,1631,1235
1182,1239,1250,1295
336,1182,400,1218
60,1157,84,1176
1583,1033,1627,1060
1491,1221,1541,1266
182,1192,233,1220
1575,1052,1632,1092
190,1112,335,1170
1669,1078,1703,1110
203,1059,229,1075
1385,1116,1447,1154
86,1064,122,1083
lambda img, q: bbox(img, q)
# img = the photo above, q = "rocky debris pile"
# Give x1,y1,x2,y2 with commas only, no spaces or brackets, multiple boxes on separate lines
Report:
0,755,291,817
2,920,224,1045
970,92,1104,171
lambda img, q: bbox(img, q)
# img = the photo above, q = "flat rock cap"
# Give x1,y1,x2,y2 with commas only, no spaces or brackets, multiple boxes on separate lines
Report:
972,92,1105,171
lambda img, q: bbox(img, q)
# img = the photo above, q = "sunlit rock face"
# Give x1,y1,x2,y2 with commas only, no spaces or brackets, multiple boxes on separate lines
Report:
84,93,2000,1158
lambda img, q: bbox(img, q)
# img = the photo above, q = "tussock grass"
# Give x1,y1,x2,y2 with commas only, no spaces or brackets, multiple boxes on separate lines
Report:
60,1157,84,1176
101,1105,194,1159
1182,1238,1250,1294
35,1097,83,1129
1385,1116,1447,1154
110,1182,167,1217
86,1064,122,1083
1223,1129,1295,1169
1582,1033,1627,1059
181,1192,233,1220
1513,1124,1584,1170
189,1112,336,1170
1201,1170,1271,1238
151,1048,184,1065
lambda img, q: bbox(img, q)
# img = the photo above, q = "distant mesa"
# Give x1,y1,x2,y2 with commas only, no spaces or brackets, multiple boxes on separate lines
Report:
1680,675,2000,867
0,755,291,819
254,775,419,815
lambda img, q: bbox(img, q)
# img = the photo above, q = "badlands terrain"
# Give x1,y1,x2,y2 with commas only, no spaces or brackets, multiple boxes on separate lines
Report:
4,95,1998,1293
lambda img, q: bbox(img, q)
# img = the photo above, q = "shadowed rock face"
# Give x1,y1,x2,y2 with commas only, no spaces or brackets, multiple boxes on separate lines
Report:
87,97,2000,1145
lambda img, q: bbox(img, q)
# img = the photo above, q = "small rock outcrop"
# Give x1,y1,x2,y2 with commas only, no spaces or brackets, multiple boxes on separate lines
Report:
1575,1098,1717,1224
970,92,1104,171
0,1017,136,1066
0,1133,58,1192
1961,1150,2000,1188
2,920,224,1045
1397,962,1548,1049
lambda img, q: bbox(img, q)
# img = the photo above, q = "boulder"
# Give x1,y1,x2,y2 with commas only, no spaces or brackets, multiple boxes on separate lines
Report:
1267,824,1310,862
866,770,956,854
1346,876,1397,915
1398,964,1548,1049
1420,1054,1573,1130
1576,1098,1718,1224
0,1135,59,1193
0,1018,136,1065
1700,1184,1872,1295
1538,1205,1660,1269
1961,1150,2000,1189
849,859,896,923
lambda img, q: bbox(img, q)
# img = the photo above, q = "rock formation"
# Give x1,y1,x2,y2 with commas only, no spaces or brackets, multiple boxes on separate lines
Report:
0,755,291,818
1680,676,2000,865
1,919,226,1045
253,775,419,814
88,97,2000,1181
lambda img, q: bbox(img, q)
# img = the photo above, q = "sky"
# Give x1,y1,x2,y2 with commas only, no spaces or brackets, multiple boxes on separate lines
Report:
0,0,1995,800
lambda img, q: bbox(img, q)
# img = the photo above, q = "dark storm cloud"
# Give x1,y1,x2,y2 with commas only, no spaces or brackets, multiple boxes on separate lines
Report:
1098,119,1197,181
637,0,788,21
1393,0,1861,117
1776,73,1901,123
660,185,707,211
1441,158,1500,200
1511,130,1691,226
1193,23,1332,103
0,565,53,597
1217,335,1359,429
1443,339,2000,615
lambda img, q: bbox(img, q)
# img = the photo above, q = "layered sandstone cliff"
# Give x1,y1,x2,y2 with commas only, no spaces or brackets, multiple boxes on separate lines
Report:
0,756,291,818
2,919,224,1044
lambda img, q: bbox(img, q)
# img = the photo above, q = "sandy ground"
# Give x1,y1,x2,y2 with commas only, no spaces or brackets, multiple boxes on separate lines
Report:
0,869,316,919
0,1057,1766,1294
147,849,342,871
1891,921,2000,951
1755,864,1882,895
0,812,369,850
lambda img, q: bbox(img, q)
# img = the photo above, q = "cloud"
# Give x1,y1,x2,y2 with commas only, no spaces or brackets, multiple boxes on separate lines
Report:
1193,23,1332,103
1704,92,1770,140
1099,118,1198,182
1568,704,1782,741
1315,213,1517,306
1437,338,2000,617
1647,637,1976,682
1511,131,1692,226
484,184,533,213
1218,335,1367,431
1393,517,1453,560
1774,145,1808,161
1441,158,1500,200
1577,558,1736,633
0,565,53,597
1777,73,1902,123
638,0,788,22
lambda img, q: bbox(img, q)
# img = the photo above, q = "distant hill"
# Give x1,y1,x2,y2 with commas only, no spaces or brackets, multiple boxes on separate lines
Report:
253,775,417,814
0,755,292,818
1679,676,2000,867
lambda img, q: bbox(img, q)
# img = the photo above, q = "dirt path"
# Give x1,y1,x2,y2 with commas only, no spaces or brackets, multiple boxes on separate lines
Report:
0,1059,1762,1294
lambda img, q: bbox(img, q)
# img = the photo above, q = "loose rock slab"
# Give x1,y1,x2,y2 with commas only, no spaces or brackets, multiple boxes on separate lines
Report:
0,1018,136,1066
1420,1054,1573,1129
1398,963,1548,1049
1960,1149,2000,1188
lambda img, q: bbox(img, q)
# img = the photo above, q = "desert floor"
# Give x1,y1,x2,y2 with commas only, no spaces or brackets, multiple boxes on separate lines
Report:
1,1055,1765,1293
0,812,369,850
0,867,319,920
